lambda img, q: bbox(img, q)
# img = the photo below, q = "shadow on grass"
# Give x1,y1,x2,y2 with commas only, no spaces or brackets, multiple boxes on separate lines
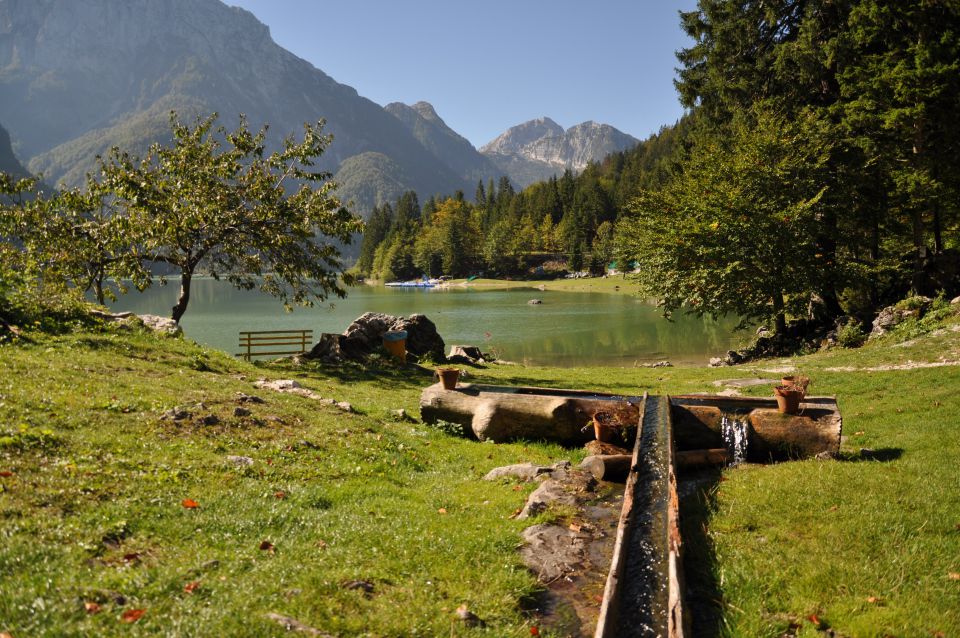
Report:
272,358,436,390
838,447,904,462
678,468,724,637
678,447,903,637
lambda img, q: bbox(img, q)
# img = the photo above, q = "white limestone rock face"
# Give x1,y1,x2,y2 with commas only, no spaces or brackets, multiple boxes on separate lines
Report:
480,118,639,187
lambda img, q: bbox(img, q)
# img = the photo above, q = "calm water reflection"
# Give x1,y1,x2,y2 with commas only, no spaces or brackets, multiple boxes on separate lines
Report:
109,280,742,367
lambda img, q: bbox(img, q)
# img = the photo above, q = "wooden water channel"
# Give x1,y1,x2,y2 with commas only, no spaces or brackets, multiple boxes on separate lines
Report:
420,384,843,636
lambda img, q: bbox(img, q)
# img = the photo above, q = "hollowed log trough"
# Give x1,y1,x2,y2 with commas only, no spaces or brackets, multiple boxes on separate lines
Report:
419,383,842,637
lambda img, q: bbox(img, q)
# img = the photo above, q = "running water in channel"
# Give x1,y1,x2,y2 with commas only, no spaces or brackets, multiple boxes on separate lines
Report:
720,414,750,465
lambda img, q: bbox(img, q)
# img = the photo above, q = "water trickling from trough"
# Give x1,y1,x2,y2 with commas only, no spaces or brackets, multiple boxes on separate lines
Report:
720,414,750,465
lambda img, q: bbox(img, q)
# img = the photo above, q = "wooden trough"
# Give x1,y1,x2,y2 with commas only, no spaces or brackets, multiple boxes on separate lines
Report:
419,383,842,636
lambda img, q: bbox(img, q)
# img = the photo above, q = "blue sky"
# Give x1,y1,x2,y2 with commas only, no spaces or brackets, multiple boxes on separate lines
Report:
228,1,698,147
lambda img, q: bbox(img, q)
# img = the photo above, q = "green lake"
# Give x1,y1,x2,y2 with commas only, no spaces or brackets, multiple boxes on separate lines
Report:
108,280,744,367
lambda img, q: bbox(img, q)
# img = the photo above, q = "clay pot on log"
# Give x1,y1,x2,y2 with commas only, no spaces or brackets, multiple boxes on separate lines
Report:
593,411,617,442
436,368,461,390
773,385,804,415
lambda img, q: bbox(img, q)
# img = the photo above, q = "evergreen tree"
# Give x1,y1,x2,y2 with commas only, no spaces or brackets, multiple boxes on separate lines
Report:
357,203,394,276
474,180,486,206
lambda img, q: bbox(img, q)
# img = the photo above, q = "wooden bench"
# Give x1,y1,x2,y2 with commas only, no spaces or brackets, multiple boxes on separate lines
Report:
237,329,313,361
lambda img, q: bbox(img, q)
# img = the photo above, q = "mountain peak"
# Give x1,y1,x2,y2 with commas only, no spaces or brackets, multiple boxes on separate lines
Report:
410,101,441,122
480,117,639,187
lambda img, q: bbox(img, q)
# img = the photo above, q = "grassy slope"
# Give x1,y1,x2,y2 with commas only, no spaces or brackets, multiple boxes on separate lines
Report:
1,311,959,637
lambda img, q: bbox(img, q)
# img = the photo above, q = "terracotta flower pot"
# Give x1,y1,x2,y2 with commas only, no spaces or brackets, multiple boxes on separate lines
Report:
773,385,804,415
437,367,461,390
592,411,616,442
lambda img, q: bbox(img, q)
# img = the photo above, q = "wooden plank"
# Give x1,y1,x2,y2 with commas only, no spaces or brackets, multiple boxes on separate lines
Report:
594,393,646,638
235,350,307,357
240,341,310,352
239,330,313,336
595,394,686,638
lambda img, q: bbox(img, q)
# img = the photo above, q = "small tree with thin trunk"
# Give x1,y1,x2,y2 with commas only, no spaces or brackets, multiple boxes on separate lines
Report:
99,113,362,322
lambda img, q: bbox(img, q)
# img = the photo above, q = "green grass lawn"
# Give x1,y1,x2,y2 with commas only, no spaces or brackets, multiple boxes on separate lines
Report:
1,312,959,636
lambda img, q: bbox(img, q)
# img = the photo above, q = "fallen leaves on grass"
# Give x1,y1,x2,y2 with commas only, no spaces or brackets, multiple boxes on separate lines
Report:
437,507,447,514
0,471,13,477
120,609,145,623
1,632,13,638
315,540,328,549
183,581,200,594
259,540,275,553
274,491,286,499
84,601,102,614
530,627,540,636
866,596,882,605
181,499,199,509
122,552,141,563
948,572,960,580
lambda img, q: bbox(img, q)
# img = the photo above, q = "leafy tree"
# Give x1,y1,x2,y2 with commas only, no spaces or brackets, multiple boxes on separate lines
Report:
617,107,830,336
99,113,361,321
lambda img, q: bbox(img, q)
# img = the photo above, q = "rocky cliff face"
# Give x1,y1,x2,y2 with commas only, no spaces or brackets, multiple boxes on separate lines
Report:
481,118,639,187
0,0,465,212
0,122,28,177
385,101,499,185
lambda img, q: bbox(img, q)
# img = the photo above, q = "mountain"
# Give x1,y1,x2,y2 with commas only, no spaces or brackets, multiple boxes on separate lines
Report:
385,101,499,186
0,0,467,212
481,118,640,187
0,122,29,178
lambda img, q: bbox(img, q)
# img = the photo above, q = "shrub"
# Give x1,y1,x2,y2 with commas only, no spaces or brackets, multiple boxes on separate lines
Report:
836,320,867,348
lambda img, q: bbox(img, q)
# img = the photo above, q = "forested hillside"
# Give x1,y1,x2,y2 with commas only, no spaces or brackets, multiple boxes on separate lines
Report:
355,118,690,282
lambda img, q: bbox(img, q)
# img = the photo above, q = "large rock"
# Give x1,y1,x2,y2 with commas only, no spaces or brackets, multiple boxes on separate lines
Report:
870,297,930,338
312,312,446,362
302,333,349,363
394,314,445,360
520,524,589,583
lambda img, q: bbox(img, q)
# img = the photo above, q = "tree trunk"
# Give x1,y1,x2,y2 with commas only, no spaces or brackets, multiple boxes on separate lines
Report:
932,200,943,254
773,292,787,341
172,271,192,322
94,277,105,305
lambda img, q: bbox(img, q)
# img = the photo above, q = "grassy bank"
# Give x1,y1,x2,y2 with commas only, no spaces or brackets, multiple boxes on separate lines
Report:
2,311,959,636
366,275,637,295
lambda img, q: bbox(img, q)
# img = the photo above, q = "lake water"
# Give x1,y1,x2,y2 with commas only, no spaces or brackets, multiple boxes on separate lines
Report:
108,279,743,367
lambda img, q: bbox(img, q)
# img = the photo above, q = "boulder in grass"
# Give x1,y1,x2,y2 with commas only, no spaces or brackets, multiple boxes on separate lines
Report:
305,312,446,362
138,314,182,336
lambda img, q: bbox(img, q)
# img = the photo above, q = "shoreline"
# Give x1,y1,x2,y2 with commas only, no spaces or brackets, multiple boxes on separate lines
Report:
363,275,638,295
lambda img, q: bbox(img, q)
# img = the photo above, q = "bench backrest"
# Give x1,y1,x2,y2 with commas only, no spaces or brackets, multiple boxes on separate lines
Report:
237,329,313,361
